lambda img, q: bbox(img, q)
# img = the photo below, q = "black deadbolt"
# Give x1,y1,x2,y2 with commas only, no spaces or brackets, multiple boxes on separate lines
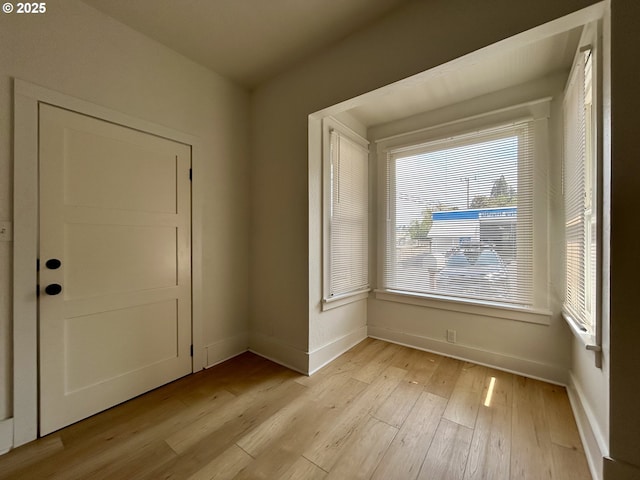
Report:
45,284,62,295
45,259,62,270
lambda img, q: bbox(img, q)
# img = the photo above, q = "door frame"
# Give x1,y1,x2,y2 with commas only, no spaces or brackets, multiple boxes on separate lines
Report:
12,79,205,447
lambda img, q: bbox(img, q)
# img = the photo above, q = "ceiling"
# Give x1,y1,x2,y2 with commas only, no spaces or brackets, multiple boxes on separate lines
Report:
82,0,582,128
342,26,582,127
81,0,413,88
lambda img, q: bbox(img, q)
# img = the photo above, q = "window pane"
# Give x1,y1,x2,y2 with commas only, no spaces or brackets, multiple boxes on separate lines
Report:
384,122,534,307
329,130,369,297
563,47,596,332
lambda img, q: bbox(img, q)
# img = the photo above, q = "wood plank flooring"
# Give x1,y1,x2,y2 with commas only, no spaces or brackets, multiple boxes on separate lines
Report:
0,339,592,479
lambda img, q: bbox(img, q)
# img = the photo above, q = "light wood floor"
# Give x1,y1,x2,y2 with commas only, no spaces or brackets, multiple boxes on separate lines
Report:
0,338,591,480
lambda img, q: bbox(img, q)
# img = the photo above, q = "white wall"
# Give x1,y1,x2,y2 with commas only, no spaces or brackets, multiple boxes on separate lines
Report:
0,0,250,423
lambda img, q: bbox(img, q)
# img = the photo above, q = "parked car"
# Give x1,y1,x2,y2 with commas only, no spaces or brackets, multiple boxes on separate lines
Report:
437,244,510,299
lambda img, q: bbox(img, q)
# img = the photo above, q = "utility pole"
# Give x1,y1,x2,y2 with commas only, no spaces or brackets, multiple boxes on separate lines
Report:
460,176,477,209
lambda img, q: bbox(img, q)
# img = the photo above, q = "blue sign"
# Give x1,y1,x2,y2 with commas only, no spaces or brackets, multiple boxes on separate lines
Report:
432,207,516,221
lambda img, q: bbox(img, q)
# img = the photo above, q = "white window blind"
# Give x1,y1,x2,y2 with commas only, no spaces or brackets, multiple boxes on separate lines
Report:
328,129,369,297
563,48,596,332
383,121,535,307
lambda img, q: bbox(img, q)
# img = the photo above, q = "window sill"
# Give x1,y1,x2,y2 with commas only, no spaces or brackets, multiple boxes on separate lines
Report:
374,289,552,325
561,311,598,348
322,289,370,311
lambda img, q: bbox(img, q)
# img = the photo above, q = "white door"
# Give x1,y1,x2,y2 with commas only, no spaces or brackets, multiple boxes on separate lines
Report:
38,104,192,435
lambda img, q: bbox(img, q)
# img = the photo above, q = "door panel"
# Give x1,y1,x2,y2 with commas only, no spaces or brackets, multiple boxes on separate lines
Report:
64,224,178,298
39,104,192,435
63,127,178,213
64,299,179,393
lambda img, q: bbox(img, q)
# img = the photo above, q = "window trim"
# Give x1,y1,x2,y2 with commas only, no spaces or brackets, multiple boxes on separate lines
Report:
322,117,370,310
561,20,603,366
323,289,370,311
375,289,552,325
376,98,551,317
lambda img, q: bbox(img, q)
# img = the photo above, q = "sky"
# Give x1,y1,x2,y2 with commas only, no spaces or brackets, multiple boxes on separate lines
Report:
393,134,520,227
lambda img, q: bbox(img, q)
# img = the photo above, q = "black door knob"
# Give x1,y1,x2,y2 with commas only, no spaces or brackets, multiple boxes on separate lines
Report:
45,284,62,295
45,259,62,270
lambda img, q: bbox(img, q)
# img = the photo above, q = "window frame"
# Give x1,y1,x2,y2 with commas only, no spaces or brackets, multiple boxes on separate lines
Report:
322,117,371,310
561,20,603,363
375,99,552,324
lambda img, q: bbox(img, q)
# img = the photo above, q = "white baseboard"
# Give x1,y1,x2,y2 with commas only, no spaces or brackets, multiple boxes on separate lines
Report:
249,332,308,374
567,373,608,480
368,325,568,385
0,418,13,455
204,332,249,369
308,326,367,375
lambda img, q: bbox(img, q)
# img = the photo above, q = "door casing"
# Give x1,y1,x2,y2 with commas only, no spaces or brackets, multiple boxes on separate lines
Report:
12,79,205,447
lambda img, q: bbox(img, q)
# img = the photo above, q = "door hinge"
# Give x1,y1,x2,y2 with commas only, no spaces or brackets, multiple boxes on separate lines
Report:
189,168,192,181
190,345,193,357
36,284,40,297
37,258,40,271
